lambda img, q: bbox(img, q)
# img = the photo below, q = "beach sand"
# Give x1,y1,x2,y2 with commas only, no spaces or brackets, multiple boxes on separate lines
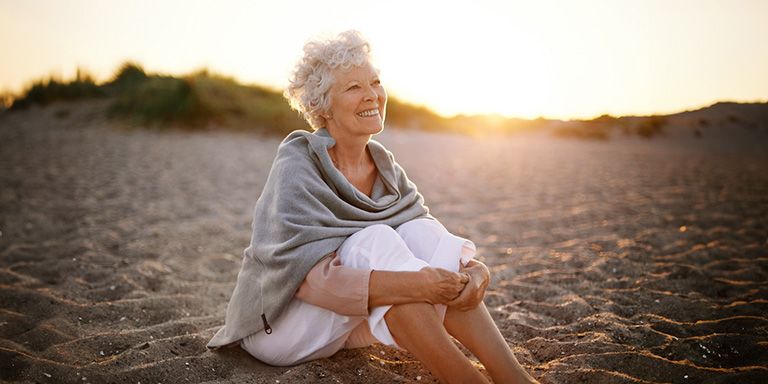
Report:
1,102,767,383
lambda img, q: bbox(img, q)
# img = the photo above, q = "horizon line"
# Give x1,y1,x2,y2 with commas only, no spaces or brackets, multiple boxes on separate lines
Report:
2,62,766,122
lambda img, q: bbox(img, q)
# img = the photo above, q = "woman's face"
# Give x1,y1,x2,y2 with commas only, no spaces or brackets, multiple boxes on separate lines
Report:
325,61,387,137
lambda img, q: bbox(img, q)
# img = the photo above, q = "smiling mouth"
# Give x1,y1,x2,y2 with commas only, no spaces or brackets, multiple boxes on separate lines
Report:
357,109,379,118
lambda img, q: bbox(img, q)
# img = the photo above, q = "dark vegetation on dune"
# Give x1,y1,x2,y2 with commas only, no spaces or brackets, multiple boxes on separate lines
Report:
553,114,670,140
7,63,309,135
4,62,469,136
3,61,768,139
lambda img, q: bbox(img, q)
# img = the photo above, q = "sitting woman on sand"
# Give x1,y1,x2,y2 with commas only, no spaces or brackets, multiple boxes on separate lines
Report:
207,31,537,384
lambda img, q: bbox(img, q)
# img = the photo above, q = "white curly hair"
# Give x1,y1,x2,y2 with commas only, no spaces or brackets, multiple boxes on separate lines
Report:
284,30,374,130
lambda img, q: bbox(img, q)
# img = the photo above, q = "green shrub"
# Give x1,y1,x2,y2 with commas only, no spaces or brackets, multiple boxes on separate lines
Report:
187,71,308,133
108,76,209,126
10,68,105,109
108,62,148,92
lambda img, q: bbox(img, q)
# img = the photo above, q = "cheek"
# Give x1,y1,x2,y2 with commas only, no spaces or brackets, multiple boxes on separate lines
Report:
345,94,362,110
331,94,353,116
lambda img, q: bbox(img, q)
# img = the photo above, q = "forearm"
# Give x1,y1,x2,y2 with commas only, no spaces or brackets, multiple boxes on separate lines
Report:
367,270,424,308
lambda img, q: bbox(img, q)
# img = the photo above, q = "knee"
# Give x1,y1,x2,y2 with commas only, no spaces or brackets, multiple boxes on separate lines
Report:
338,224,407,267
363,223,399,237
384,302,443,339
353,224,404,246
396,219,444,239
396,219,446,251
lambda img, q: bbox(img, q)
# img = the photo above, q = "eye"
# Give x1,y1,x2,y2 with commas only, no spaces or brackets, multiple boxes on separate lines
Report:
372,79,381,86
347,84,360,91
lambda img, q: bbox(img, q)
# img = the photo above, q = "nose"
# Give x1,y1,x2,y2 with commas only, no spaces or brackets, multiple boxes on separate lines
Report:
363,85,376,102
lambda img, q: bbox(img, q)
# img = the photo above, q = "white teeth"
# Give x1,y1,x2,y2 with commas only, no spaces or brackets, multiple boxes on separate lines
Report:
357,109,379,117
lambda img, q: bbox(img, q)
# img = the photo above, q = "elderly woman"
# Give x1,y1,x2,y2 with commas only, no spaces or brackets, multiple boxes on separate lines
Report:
208,31,537,384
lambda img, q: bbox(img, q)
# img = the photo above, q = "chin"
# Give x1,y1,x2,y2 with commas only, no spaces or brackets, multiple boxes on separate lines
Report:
368,123,384,135
357,120,383,135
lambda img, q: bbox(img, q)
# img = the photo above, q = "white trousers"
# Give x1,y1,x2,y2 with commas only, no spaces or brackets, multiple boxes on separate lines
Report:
240,218,475,366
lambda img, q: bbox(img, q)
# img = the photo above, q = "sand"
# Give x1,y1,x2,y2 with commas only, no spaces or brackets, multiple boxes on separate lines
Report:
1,101,767,383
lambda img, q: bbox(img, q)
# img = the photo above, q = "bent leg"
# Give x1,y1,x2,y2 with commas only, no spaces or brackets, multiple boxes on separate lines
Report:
443,303,538,384
338,224,489,382
397,220,536,382
384,302,488,384
336,224,430,348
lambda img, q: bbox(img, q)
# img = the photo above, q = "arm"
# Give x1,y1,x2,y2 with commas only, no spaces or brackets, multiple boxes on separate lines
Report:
295,252,371,316
368,267,469,308
367,270,425,307
296,253,470,315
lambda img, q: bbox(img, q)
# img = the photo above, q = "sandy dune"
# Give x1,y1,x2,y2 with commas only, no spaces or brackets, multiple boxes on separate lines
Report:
1,102,767,383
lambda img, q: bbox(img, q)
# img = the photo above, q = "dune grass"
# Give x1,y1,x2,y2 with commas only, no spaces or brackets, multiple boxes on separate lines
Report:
6,61,455,135
104,63,309,133
107,68,206,127
9,68,106,110
7,62,309,134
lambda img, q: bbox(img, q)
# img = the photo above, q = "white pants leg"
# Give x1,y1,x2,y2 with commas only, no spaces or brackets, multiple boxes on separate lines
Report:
394,219,477,321
240,219,475,366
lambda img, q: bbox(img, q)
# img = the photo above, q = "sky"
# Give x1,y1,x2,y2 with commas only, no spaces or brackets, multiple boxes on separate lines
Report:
1,0,766,120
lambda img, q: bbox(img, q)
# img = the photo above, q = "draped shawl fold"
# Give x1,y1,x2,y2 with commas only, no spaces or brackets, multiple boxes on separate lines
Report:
207,128,432,348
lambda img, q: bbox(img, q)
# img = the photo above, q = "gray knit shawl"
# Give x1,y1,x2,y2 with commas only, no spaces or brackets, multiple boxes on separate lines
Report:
207,128,432,348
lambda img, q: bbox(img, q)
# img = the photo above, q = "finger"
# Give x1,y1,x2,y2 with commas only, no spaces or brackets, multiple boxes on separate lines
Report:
447,284,466,302
455,275,472,295
446,291,464,306
447,284,472,306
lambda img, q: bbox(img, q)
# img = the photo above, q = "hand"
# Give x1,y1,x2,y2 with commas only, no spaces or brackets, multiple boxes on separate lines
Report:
447,260,490,311
418,267,470,305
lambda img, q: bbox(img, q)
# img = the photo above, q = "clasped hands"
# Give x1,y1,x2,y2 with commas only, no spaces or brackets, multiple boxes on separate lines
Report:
419,259,490,311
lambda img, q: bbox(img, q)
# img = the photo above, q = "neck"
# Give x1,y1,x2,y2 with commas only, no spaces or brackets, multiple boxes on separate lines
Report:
326,126,371,170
